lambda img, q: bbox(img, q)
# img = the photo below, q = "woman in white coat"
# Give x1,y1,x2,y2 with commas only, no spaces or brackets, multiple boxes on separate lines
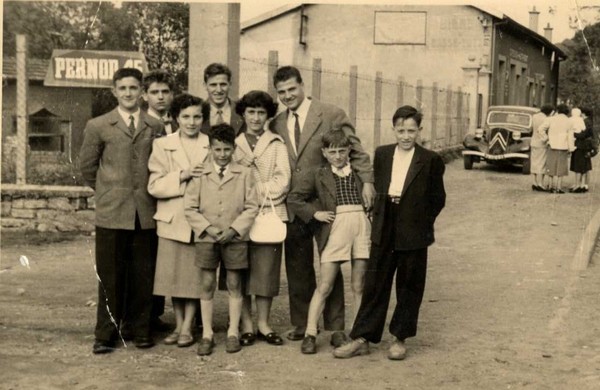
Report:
234,91,291,346
148,94,210,347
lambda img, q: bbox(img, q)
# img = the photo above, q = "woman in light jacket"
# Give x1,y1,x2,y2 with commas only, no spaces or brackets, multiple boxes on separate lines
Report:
234,91,291,346
148,94,210,347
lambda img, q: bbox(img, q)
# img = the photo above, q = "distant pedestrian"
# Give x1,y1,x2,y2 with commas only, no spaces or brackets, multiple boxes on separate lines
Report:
530,104,554,191
539,104,574,194
570,107,594,193
333,105,446,361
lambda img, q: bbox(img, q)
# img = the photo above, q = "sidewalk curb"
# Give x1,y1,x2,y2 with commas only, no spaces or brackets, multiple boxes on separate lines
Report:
571,205,600,271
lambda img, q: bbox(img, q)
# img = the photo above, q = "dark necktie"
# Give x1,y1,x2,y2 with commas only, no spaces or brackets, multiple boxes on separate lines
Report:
293,112,301,151
218,166,225,180
128,115,135,136
216,109,224,125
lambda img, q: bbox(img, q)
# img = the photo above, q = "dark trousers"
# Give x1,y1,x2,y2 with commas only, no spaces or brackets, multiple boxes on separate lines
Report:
285,218,345,330
94,221,158,342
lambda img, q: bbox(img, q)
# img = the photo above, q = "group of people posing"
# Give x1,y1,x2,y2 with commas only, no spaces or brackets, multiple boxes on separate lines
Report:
80,63,446,361
530,104,596,193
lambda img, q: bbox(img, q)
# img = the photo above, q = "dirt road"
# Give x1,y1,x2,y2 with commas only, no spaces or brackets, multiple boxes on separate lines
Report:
1,159,599,389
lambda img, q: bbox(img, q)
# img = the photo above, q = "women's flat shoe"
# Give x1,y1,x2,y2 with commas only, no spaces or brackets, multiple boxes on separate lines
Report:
257,331,283,345
197,338,215,356
240,332,256,346
163,332,180,345
177,334,195,348
226,336,242,353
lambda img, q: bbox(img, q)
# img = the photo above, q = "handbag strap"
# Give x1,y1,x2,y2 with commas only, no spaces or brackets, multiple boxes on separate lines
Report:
258,182,277,214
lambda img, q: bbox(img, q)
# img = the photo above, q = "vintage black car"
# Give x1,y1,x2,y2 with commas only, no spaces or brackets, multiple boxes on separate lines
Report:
462,105,538,174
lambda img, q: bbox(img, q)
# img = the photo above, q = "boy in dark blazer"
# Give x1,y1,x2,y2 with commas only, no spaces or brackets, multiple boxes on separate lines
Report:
80,68,165,354
333,105,446,361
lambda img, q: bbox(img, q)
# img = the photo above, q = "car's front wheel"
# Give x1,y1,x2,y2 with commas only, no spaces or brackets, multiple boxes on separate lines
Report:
464,155,474,170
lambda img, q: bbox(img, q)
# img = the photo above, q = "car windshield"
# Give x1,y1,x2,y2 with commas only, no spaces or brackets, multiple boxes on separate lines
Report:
487,111,531,127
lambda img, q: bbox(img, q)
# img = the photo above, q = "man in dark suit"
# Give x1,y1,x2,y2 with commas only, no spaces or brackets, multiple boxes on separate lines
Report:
80,68,164,354
269,66,375,347
199,63,244,135
143,70,177,135
333,105,446,361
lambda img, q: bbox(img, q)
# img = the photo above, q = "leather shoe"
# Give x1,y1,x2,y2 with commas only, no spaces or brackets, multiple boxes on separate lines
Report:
240,332,256,346
330,331,348,347
332,339,370,359
388,339,407,360
177,334,195,348
163,331,179,345
257,331,283,345
133,337,154,349
301,335,317,354
197,337,215,356
226,336,242,353
287,327,306,341
92,340,115,354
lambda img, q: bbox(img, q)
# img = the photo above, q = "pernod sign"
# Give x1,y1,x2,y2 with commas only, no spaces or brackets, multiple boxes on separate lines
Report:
44,50,149,88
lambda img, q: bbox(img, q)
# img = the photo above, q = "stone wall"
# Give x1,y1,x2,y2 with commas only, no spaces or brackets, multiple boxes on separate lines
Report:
1,184,95,232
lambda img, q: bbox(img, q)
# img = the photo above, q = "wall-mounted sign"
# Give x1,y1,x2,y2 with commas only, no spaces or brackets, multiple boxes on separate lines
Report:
44,50,148,88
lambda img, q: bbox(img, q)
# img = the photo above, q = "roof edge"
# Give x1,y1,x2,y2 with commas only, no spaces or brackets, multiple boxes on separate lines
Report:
241,3,303,31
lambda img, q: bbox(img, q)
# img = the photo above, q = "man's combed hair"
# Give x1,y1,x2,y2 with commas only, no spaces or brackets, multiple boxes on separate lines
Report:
142,70,175,92
112,68,143,85
273,66,303,86
392,105,423,127
204,63,232,82
209,123,236,146
171,94,204,119
322,129,351,148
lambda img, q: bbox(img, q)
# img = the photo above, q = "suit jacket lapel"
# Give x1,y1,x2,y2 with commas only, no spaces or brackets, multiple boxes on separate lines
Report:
274,112,296,160
231,111,245,135
108,109,132,138
381,145,395,194
134,111,152,141
298,101,321,158
401,145,425,196
319,167,337,200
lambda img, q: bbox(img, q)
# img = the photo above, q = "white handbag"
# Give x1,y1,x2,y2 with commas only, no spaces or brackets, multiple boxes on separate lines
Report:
249,186,287,244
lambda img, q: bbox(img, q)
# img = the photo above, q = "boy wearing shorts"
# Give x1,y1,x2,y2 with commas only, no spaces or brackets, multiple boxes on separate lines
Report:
288,130,370,354
184,124,259,355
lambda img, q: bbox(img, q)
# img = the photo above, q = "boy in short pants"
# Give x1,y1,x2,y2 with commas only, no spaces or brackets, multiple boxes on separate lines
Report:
288,130,370,354
184,124,259,355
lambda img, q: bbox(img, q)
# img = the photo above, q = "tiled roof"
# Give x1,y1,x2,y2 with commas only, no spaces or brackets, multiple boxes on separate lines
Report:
3,57,49,81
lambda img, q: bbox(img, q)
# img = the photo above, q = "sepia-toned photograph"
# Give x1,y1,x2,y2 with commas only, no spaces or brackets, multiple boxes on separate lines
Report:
1,0,599,388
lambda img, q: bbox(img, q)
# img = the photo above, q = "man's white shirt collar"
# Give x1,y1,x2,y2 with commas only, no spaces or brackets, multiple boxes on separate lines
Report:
117,107,140,128
210,100,231,124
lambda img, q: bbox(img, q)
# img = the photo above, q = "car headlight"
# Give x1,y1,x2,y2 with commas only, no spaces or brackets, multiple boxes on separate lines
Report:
512,132,521,141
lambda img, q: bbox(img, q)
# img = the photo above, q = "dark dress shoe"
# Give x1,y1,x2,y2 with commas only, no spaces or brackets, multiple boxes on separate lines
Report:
287,327,306,341
197,338,215,356
556,189,565,194
330,331,348,348
240,332,256,346
133,337,155,349
257,331,283,345
301,335,317,354
92,340,115,354
226,336,242,353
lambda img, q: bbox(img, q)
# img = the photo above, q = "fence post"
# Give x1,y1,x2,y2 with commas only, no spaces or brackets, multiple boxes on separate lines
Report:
374,71,383,148
431,82,438,150
349,65,358,126
397,76,404,107
456,87,463,146
445,85,453,148
16,34,28,185
267,50,278,100
416,79,423,110
312,58,322,100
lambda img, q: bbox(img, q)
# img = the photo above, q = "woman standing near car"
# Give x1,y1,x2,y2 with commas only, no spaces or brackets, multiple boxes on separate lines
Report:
530,104,554,191
539,104,574,193
234,90,291,347
570,108,594,192
148,94,210,347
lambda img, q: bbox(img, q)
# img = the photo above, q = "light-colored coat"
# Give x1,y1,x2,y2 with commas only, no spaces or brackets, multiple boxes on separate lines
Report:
234,131,291,222
79,108,164,230
269,98,373,221
539,114,575,151
184,161,259,242
148,131,210,243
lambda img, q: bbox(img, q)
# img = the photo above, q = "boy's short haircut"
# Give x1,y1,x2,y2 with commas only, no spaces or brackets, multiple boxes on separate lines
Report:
171,94,204,119
273,66,303,86
112,68,143,85
556,104,570,115
209,123,236,146
235,90,278,118
540,104,554,116
392,105,423,127
322,129,351,148
204,63,232,82
142,69,175,92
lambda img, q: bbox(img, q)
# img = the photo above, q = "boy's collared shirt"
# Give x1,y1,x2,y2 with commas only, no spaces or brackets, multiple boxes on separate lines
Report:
117,107,141,129
286,97,312,153
213,162,230,177
388,145,415,196
331,163,352,177
148,108,173,134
